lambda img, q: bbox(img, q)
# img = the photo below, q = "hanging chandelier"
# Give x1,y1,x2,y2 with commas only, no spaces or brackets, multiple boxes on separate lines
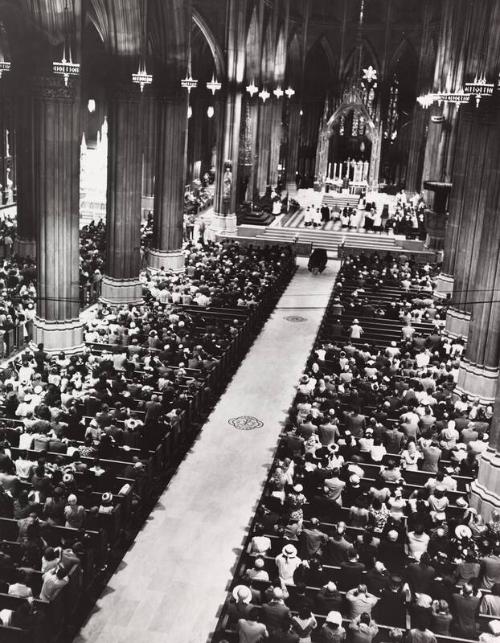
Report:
132,0,152,92
259,87,270,102
132,65,152,92
0,60,10,79
246,80,258,97
284,86,295,99
181,45,197,94
206,74,221,95
464,76,495,107
417,75,496,109
273,86,284,99
181,72,198,93
53,0,80,86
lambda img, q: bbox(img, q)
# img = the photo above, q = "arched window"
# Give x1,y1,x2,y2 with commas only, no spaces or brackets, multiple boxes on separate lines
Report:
384,74,399,141
351,65,377,136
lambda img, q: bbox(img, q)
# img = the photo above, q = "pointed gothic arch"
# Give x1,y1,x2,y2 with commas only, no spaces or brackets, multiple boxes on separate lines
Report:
245,4,260,81
342,38,380,81
192,9,225,79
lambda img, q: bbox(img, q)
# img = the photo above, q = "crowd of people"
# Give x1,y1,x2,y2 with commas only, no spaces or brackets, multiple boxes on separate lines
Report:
79,221,105,306
225,252,498,643
303,190,427,240
0,239,295,635
141,240,291,311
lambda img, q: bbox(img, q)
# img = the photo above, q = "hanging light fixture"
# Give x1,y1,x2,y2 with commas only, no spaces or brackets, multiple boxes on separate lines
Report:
246,80,259,97
464,76,495,107
0,60,11,79
206,74,221,95
53,0,80,86
207,106,214,118
259,87,270,102
181,72,198,93
285,86,295,99
273,86,284,99
132,0,152,91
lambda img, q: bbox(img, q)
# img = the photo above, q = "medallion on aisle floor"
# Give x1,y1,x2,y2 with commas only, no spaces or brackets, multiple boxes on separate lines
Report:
284,315,307,322
228,416,264,430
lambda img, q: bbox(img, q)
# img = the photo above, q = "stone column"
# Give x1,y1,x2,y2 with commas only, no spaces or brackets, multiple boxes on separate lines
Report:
101,83,143,304
212,88,243,235
254,99,273,196
444,104,495,340
471,371,500,519
455,103,500,403
268,98,283,187
142,95,157,216
31,76,83,353
14,92,37,258
147,92,188,271
285,100,301,194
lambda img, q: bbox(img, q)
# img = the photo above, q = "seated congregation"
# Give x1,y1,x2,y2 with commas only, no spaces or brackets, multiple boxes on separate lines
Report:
0,240,295,642
217,251,498,643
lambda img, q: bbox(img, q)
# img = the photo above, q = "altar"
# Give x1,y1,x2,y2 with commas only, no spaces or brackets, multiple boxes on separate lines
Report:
322,159,369,195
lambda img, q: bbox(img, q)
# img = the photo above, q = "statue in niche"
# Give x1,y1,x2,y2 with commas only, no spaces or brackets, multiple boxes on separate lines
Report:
5,167,13,204
223,163,232,200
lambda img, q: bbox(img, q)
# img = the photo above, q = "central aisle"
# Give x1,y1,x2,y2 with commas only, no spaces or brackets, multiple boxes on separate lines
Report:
75,257,339,643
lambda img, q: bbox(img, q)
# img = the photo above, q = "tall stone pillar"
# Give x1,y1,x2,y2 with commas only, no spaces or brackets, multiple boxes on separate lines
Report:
211,0,247,234
454,101,500,403
32,76,83,352
254,99,273,196
212,88,243,234
101,83,143,304
444,104,495,340
147,92,188,271
13,92,37,258
285,100,301,194
471,372,500,519
268,99,283,187
142,95,157,218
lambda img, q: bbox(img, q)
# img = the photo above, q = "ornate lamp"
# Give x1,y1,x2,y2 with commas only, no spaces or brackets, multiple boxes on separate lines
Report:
273,86,284,99
132,65,152,92
259,88,270,102
284,86,295,99
0,61,11,79
181,71,198,94
246,80,258,97
206,75,221,95
132,0,152,92
53,0,79,86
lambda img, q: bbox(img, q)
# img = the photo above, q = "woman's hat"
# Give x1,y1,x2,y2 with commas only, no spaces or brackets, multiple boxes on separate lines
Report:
326,611,342,625
232,585,252,604
282,544,297,558
455,524,472,539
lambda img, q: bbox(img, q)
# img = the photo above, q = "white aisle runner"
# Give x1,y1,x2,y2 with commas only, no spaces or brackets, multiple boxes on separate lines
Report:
75,257,339,643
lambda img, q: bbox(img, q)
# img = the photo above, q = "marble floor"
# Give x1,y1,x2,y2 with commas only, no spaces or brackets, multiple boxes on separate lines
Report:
74,257,339,643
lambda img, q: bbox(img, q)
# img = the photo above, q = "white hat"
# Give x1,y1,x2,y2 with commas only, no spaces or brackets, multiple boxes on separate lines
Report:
232,585,252,604
489,620,500,635
455,524,472,539
326,611,342,626
353,319,359,324
293,484,303,493
101,492,113,504
282,544,297,558
349,474,360,485
456,497,468,508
